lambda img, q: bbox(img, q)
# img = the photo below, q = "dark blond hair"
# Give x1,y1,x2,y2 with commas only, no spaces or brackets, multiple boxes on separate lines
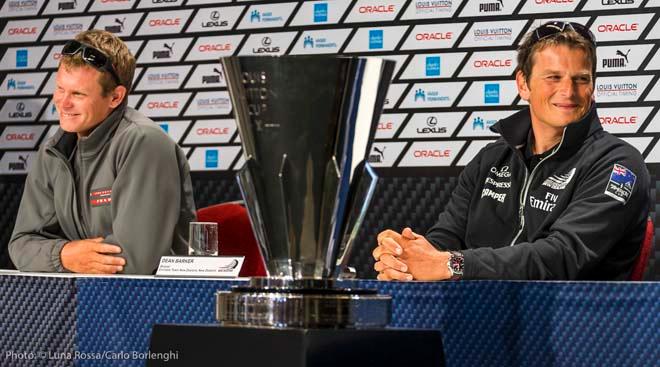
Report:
60,29,135,95
517,27,596,84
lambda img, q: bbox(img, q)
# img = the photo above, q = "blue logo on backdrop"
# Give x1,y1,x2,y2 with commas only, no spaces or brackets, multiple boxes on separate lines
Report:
205,150,219,168
16,49,28,68
425,56,441,76
369,30,383,50
472,117,497,130
473,117,484,129
303,36,314,48
484,84,500,104
250,10,261,22
249,9,283,23
159,123,169,133
314,3,328,23
414,89,426,101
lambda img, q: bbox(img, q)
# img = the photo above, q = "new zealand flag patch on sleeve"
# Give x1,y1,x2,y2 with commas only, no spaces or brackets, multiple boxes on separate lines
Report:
604,164,636,204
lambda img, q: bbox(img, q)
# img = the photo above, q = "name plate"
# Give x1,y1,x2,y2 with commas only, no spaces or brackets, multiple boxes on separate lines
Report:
155,256,244,278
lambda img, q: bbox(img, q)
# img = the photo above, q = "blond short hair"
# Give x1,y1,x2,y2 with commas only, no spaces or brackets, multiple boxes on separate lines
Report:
60,29,135,95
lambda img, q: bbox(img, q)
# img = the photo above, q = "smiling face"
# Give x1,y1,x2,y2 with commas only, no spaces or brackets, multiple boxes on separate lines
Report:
53,65,125,137
516,44,594,135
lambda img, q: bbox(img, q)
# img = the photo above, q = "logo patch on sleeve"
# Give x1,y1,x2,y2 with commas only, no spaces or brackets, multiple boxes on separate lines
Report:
89,187,112,207
604,164,636,204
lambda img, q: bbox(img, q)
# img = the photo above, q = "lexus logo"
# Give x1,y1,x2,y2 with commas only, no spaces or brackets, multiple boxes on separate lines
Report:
426,116,438,127
261,37,272,46
210,11,220,20
16,102,25,111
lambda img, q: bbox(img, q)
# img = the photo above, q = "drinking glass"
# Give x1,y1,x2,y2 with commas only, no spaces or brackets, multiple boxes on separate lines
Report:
189,222,218,256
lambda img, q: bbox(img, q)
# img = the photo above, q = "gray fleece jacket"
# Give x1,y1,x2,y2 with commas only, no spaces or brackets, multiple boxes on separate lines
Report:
9,104,196,274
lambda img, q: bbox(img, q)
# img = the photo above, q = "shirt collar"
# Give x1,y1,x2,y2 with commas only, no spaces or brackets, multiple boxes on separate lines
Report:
491,103,601,157
48,100,127,158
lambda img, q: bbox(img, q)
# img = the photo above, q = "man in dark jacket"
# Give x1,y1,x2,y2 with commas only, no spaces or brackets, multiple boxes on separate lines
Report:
373,21,650,281
9,30,196,274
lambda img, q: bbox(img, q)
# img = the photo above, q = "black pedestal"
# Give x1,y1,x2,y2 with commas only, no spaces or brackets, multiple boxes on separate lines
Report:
147,324,445,367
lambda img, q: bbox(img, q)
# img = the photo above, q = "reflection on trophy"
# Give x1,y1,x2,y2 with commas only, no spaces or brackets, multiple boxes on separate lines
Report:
216,56,395,328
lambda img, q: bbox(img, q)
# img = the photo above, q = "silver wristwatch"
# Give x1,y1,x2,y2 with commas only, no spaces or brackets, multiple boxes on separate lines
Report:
447,251,464,280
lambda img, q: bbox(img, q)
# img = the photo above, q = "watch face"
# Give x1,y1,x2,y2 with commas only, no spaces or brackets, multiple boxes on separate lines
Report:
450,253,464,275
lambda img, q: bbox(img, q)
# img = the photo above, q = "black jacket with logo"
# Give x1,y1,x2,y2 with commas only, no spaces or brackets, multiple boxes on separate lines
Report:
426,106,650,280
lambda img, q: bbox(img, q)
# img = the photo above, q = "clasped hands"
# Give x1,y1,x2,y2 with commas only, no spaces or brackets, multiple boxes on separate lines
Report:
373,227,451,281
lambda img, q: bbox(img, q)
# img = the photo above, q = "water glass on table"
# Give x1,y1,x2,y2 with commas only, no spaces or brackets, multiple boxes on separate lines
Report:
189,222,218,256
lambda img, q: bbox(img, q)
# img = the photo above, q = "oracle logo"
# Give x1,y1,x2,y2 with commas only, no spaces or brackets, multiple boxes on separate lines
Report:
599,116,637,124
147,101,179,109
149,18,181,27
378,122,393,130
534,0,573,4
414,149,451,158
198,44,231,52
358,5,395,13
597,23,638,32
196,127,229,135
8,27,37,35
473,59,512,68
415,32,452,41
6,133,35,141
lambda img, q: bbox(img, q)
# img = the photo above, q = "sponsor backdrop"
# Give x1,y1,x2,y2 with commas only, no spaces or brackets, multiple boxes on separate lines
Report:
0,0,658,277
0,0,658,174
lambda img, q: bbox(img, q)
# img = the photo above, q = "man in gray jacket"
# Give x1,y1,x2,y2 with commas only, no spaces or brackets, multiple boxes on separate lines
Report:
9,30,196,274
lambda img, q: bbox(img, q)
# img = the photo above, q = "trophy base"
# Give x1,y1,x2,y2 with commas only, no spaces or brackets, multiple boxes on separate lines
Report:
216,278,391,328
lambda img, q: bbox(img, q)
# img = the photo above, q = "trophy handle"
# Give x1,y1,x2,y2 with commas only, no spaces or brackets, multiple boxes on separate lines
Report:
236,157,271,276
221,57,258,159
319,156,341,277
276,153,296,278
333,162,379,278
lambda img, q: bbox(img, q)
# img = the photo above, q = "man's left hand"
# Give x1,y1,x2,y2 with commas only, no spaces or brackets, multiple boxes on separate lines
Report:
374,229,413,281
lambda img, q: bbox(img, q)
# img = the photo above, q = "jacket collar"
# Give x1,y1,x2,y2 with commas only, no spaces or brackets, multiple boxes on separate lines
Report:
47,101,127,159
491,103,602,156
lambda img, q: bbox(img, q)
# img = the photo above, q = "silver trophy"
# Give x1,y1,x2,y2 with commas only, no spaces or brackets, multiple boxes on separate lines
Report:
216,56,395,328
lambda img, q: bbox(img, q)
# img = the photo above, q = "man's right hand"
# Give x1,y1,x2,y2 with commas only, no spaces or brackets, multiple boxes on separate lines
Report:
60,237,126,274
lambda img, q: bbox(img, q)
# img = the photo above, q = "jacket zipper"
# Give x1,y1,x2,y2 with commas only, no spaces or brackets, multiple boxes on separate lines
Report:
508,129,568,246
46,147,89,239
